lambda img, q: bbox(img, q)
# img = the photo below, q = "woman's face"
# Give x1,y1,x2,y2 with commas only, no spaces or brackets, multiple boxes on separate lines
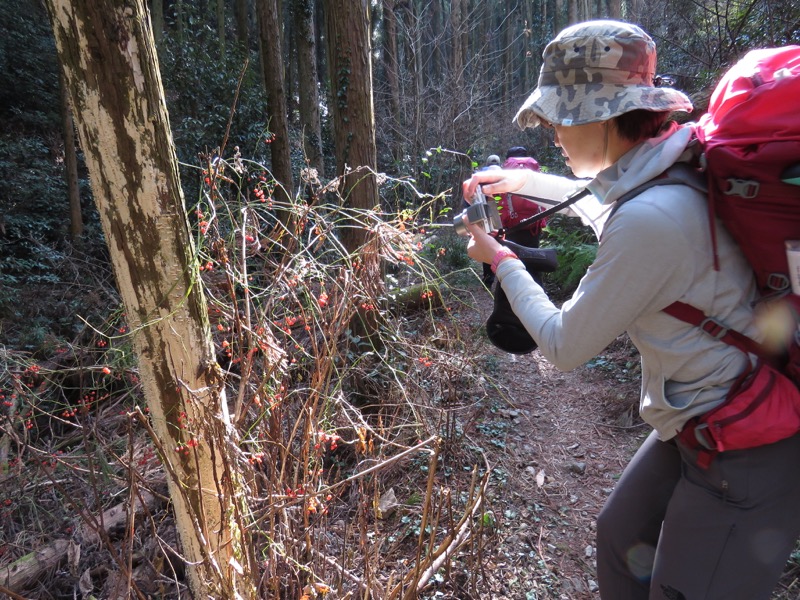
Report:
545,121,609,178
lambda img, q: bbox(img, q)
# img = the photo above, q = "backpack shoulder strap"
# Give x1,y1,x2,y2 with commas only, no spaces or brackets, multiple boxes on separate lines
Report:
610,165,772,361
609,163,721,268
662,301,771,359
610,163,706,217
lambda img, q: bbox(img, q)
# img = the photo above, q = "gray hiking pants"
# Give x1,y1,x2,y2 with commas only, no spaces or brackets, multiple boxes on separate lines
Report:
596,430,800,600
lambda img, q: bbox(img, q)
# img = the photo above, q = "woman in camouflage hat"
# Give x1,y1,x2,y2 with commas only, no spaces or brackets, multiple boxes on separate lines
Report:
463,20,800,600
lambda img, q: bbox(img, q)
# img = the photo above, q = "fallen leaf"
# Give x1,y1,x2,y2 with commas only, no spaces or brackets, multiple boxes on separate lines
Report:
536,469,545,488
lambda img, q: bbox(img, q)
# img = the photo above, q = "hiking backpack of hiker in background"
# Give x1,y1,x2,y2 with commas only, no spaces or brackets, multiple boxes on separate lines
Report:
498,155,546,236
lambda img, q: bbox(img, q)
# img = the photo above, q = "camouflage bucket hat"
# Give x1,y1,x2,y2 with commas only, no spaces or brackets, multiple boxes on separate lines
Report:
514,20,692,128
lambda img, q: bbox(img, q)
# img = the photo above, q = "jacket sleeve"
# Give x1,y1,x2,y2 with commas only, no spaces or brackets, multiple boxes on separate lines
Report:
495,189,696,370
516,172,586,208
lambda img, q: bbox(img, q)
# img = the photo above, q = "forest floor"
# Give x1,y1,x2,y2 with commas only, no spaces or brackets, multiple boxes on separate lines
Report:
3,276,800,600
447,284,800,600
444,285,644,599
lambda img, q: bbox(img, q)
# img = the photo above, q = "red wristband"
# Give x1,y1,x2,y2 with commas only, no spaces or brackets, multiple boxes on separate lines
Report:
491,248,518,273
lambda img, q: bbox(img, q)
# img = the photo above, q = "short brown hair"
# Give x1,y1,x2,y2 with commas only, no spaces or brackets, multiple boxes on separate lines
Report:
614,109,671,142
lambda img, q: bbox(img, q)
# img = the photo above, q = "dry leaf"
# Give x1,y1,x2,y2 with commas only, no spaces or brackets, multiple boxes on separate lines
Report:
229,556,244,575
535,469,545,488
78,568,94,596
377,488,398,519
68,540,81,577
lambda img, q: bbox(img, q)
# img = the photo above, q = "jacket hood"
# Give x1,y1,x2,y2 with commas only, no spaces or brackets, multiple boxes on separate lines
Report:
587,123,695,205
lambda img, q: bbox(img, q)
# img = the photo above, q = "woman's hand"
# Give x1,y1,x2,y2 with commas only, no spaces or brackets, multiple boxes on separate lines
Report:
461,168,529,204
466,221,505,265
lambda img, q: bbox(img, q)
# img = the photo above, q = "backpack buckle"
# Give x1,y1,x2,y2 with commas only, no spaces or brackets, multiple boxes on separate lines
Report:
724,178,760,198
766,273,790,292
699,317,729,340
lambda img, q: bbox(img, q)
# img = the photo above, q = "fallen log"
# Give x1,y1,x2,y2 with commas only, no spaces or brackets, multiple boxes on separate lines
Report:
0,488,162,593
0,541,70,592
387,282,444,312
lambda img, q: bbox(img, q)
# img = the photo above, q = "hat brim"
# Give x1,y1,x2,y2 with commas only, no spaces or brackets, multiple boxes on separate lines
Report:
514,84,693,129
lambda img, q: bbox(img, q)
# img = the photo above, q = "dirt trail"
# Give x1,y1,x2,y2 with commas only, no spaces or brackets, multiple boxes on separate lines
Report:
463,289,649,599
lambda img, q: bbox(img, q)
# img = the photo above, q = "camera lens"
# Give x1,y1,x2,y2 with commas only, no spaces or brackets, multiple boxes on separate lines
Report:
453,211,468,236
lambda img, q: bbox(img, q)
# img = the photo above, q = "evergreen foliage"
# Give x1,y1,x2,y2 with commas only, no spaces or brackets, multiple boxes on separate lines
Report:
1,0,797,350
0,0,60,132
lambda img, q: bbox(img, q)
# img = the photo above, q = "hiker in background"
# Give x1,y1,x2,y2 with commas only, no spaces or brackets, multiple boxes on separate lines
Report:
498,147,546,275
484,154,502,168
477,149,546,287
462,20,800,600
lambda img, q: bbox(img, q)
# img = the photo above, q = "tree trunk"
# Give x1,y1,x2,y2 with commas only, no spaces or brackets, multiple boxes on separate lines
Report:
45,2,258,598
381,0,402,163
431,0,443,82
449,0,472,178
524,0,535,94
294,0,325,176
555,0,564,32
150,0,164,51
235,0,250,48
568,0,578,24
58,69,82,243
283,3,299,126
217,0,226,59
323,0,378,253
175,0,185,45
451,0,464,89
314,0,326,86
532,0,543,88
503,6,514,103
256,0,295,222
411,2,424,157
400,0,424,176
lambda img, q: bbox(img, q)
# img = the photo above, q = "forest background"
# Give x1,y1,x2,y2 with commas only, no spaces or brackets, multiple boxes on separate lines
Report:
0,0,798,599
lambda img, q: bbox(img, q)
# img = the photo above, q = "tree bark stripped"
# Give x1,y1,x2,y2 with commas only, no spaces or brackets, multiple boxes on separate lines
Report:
45,2,258,598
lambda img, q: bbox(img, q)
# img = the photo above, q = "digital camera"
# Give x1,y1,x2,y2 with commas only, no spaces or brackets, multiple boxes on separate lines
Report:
453,187,503,237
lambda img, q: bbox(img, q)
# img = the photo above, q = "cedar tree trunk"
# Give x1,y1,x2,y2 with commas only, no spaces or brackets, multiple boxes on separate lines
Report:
323,0,378,253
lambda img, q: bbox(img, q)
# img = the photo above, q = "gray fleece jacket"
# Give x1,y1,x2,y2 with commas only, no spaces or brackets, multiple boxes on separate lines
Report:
496,124,759,439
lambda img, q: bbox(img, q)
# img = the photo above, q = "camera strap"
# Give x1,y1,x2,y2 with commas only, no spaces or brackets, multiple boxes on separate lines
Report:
498,186,591,237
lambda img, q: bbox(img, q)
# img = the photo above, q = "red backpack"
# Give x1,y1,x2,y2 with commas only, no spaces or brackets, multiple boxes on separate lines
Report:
695,45,800,295
663,46,800,362
497,156,546,233
662,46,800,461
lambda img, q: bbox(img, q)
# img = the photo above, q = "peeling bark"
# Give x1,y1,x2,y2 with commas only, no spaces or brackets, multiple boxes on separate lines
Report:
44,2,258,598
